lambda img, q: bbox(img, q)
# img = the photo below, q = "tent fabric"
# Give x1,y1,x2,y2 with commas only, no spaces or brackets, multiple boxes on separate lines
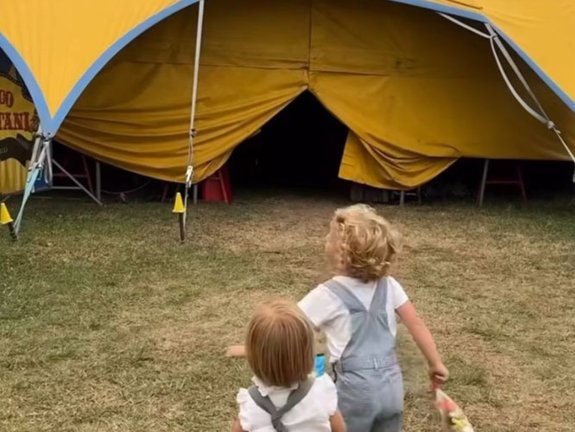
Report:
0,0,572,139
389,0,575,112
308,0,575,188
56,0,575,189
0,0,198,135
58,0,309,183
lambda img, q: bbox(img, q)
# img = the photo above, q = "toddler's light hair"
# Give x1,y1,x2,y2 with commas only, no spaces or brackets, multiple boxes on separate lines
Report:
327,204,401,282
246,300,314,387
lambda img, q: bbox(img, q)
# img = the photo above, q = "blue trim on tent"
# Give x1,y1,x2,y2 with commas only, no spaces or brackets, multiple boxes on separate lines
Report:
0,0,199,135
1,0,573,132
388,0,575,112
0,33,52,131
389,0,486,22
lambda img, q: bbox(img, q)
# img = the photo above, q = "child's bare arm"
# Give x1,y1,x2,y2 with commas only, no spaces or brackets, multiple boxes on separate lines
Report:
396,301,449,385
329,411,347,432
226,345,246,357
231,418,245,432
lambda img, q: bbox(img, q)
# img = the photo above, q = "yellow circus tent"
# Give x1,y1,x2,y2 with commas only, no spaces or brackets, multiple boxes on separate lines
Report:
0,0,574,235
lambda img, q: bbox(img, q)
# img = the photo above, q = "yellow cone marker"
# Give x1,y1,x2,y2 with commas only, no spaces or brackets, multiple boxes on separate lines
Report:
172,192,186,242
1,202,17,240
1,203,13,225
172,192,186,214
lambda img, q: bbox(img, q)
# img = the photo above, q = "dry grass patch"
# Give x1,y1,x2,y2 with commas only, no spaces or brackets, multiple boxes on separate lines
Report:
1,194,574,431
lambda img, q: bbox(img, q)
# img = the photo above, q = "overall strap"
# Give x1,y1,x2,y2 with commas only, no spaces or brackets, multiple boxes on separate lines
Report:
333,277,398,373
248,378,315,432
323,278,366,313
368,277,388,315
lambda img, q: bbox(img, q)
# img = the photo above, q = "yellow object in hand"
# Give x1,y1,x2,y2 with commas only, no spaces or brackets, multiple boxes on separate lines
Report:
435,389,474,432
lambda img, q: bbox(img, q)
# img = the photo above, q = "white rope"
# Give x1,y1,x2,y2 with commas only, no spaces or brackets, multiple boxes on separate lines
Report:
488,35,575,164
553,128,575,166
484,24,575,174
487,35,548,125
439,12,575,180
184,0,206,216
485,25,550,123
438,13,490,39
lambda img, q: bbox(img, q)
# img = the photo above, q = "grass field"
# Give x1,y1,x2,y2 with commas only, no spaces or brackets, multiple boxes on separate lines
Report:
1,193,574,431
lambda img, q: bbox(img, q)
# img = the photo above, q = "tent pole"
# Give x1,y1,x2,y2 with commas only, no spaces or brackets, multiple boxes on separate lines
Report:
177,0,206,242
95,160,102,201
28,128,43,169
51,159,103,205
478,159,489,207
13,128,52,236
186,0,205,192
189,0,205,157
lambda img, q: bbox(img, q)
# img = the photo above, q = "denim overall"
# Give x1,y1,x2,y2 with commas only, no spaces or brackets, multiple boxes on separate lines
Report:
325,278,404,432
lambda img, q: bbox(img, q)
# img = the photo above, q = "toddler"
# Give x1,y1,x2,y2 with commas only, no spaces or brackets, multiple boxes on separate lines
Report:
298,204,448,431
231,300,346,432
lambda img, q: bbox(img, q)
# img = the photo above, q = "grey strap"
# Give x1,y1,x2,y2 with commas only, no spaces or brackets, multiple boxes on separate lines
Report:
368,277,388,314
324,278,366,313
248,378,314,431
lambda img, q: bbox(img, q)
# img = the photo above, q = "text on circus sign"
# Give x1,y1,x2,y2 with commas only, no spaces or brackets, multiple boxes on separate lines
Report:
0,112,34,131
0,88,37,132
0,89,15,108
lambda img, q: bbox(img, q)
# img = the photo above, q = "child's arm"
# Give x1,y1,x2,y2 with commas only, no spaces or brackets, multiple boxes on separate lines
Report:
231,418,245,432
329,411,347,432
396,301,449,385
226,345,246,357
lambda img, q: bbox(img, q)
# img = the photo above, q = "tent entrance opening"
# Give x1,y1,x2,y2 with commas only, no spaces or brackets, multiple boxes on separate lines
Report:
228,91,347,192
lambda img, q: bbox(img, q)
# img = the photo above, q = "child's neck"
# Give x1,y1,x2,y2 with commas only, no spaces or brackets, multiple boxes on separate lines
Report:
333,271,356,280
333,272,381,284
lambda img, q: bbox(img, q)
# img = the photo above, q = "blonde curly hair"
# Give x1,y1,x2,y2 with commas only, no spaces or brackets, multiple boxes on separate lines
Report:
326,204,401,282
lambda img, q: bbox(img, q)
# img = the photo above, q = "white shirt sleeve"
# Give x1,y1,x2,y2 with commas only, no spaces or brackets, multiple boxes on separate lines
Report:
316,374,338,416
298,285,343,328
236,388,254,431
388,277,409,310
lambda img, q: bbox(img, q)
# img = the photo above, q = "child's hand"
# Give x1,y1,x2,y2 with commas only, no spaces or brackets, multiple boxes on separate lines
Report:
226,345,246,357
430,362,449,388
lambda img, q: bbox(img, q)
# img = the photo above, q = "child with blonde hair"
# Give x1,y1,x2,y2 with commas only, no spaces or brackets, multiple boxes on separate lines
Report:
231,300,346,432
297,204,448,432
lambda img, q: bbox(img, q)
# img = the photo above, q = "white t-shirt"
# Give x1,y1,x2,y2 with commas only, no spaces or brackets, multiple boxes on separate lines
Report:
237,374,337,432
298,276,409,363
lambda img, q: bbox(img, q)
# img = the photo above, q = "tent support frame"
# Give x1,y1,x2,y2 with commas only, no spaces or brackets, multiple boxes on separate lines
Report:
51,158,103,206
12,129,103,238
13,129,51,236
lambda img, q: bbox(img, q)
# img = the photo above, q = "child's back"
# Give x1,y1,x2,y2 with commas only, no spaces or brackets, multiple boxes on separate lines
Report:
299,275,408,366
301,275,405,431
237,373,337,431
299,204,448,432
231,300,346,432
